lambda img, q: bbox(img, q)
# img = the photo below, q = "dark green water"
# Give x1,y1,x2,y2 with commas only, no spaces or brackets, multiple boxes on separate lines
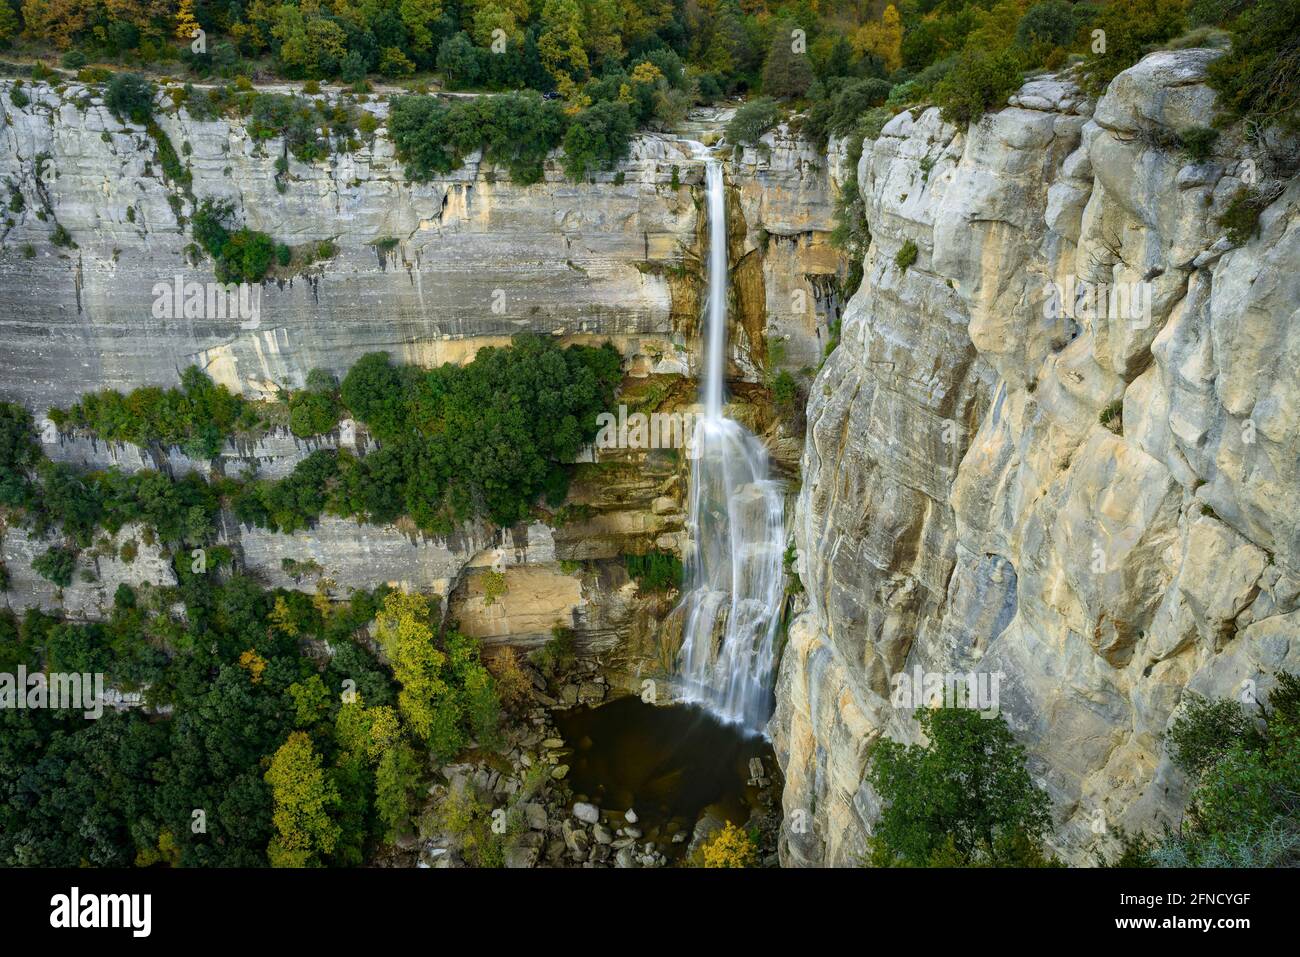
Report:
552,696,775,848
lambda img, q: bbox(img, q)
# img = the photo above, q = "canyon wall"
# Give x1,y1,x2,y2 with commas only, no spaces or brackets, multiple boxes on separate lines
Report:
0,82,838,409
0,85,837,693
774,51,1300,865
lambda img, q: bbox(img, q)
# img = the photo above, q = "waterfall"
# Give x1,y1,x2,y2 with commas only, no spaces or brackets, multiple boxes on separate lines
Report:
675,160,786,735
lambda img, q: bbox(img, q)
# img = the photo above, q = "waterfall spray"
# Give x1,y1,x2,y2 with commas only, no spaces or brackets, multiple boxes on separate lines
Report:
675,160,786,735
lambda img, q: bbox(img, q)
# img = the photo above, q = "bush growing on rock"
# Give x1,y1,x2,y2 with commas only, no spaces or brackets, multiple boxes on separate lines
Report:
933,47,1023,127
624,550,683,592
190,198,276,284
288,370,341,438
105,72,155,125
0,402,40,508
32,546,77,588
895,239,918,272
389,93,569,185
726,97,781,147
1126,673,1300,866
1207,0,1300,133
51,365,245,458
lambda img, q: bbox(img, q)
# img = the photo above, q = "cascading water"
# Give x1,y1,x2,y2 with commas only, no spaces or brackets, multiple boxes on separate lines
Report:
675,159,786,735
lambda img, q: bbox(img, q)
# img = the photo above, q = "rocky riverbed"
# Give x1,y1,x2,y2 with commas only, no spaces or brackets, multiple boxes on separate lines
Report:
415,654,781,868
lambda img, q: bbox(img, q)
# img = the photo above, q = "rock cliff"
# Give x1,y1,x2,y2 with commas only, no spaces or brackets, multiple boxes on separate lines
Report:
774,51,1299,866
0,83,840,694
0,82,839,409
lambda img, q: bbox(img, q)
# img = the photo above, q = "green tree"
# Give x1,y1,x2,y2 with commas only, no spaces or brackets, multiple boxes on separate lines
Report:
867,707,1055,867
1082,0,1186,92
1207,0,1300,132
726,97,780,146
933,47,1023,127
561,100,635,179
105,72,155,125
375,739,423,840
761,20,815,99
1155,673,1300,866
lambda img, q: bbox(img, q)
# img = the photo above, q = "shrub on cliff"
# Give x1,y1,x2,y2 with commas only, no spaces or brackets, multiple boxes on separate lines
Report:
32,546,77,588
933,47,1023,127
867,707,1055,867
51,365,245,459
390,93,568,185
288,370,341,438
1149,672,1300,866
1207,0,1300,133
804,77,893,148
0,402,40,508
105,72,155,125
624,550,683,592
726,97,780,147
1079,0,1187,93
190,198,277,284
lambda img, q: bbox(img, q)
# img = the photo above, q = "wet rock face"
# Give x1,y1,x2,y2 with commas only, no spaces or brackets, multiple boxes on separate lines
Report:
775,53,1300,866
0,83,839,410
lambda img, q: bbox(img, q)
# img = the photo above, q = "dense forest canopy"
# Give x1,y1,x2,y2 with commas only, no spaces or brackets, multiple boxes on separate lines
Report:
0,336,625,867
0,1,1290,137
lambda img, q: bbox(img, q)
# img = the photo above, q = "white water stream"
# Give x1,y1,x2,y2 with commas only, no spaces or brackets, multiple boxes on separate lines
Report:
674,160,786,735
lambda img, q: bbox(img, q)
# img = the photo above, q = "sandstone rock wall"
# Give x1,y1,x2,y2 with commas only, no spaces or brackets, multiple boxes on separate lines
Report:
774,53,1300,866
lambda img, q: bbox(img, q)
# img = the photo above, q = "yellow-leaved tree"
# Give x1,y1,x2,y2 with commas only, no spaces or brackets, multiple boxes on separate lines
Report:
538,0,589,94
264,731,341,867
700,821,760,868
374,590,449,743
175,0,200,40
335,695,402,764
853,4,903,73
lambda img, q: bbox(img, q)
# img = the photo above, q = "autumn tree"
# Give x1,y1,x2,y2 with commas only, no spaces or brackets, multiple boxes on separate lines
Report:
538,0,589,95
467,0,530,46
175,0,200,41
374,590,449,743
264,731,341,867
853,3,903,73
699,821,760,867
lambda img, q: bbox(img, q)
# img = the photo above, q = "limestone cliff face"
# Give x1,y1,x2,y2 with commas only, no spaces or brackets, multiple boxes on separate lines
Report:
0,81,839,410
774,52,1300,866
0,82,842,689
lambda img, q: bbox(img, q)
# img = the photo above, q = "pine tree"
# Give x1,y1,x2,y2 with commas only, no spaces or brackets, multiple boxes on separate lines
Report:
762,20,815,98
